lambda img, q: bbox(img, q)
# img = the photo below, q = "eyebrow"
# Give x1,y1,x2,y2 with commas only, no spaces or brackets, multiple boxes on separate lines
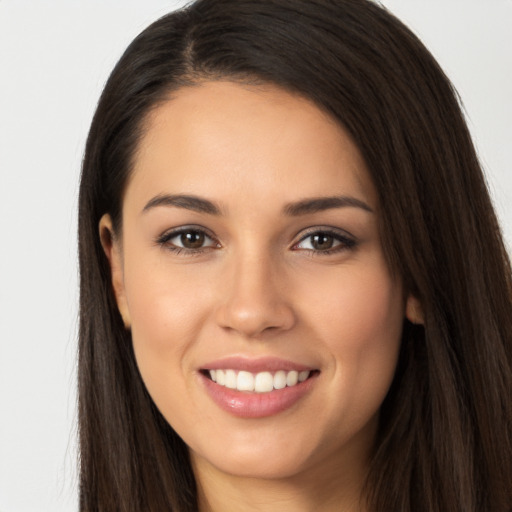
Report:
142,194,222,215
283,196,373,216
141,193,373,216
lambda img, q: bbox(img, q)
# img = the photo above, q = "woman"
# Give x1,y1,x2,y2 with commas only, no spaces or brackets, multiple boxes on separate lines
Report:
78,0,512,510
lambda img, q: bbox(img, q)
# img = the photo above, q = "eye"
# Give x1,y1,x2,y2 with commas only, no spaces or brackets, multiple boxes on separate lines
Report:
157,226,219,253
293,229,356,253
175,230,208,249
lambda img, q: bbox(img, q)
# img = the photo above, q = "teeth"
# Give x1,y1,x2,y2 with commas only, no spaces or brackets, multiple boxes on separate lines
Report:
208,369,311,392
298,370,310,382
237,371,254,391
286,370,298,386
273,370,287,390
225,369,237,389
216,369,225,386
254,371,274,393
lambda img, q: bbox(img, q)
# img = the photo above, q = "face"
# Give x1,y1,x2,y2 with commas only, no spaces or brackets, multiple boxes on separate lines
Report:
102,81,411,484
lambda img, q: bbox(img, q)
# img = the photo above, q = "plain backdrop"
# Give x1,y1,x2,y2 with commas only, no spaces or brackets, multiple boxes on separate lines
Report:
0,1,510,511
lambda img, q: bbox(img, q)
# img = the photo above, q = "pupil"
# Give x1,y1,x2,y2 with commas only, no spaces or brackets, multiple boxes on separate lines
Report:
181,231,205,249
312,234,333,250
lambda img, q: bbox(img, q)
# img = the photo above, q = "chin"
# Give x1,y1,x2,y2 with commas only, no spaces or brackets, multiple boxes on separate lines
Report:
194,444,313,480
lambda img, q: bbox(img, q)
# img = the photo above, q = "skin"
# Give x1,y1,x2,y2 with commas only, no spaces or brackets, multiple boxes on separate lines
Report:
100,81,421,511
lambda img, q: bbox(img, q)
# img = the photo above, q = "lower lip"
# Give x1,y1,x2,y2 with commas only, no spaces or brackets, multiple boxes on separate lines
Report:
200,372,317,418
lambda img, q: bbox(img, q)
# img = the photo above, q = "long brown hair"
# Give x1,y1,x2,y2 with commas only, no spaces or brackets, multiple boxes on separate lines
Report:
78,1,512,510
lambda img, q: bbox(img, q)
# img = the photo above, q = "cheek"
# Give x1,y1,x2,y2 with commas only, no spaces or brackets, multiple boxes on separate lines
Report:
303,259,404,348
123,262,212,430
125,254,209,346
121,251,214,404
300,260,404,405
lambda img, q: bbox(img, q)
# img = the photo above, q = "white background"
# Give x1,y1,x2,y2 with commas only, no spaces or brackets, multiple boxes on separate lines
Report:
0,2,510,511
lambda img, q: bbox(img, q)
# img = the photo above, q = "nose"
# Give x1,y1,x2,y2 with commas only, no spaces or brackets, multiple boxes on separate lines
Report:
214,251,296,338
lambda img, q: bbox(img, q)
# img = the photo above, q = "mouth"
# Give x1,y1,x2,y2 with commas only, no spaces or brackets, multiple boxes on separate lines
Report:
198,356,320,417
201,368,318,393
199,360,319,418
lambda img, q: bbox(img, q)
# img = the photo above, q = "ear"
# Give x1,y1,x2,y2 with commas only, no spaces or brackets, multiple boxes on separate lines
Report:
405,295,424,325
99,214,131,329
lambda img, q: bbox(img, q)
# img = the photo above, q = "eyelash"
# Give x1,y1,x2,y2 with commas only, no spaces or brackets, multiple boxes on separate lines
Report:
156,226,219,256
156,226,357,256
292,227,357,255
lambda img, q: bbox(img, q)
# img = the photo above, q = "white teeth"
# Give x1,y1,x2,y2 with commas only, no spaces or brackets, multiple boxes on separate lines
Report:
286,370,298,386
273,370,287,390
254,372,274,393
207,369,312,392
237,371,254,391
225,369,237,389
216,369,225,385
298,370,310,382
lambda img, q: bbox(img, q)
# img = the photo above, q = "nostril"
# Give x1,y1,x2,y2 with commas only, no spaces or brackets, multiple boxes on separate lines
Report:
215,299,296,338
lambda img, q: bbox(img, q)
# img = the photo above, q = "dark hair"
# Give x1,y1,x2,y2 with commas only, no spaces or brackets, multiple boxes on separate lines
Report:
78,1,512,510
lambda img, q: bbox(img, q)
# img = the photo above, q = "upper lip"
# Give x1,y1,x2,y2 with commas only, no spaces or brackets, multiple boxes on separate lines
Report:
200,356,316,373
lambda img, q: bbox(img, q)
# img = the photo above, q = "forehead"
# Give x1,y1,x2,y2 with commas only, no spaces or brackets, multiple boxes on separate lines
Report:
127,81,376,212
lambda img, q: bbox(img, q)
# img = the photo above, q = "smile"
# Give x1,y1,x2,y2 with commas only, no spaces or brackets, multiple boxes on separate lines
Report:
207,369,311,393
200,361,319,418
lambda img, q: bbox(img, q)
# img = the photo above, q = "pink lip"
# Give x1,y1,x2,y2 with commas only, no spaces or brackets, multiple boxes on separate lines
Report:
198,356,318,419
200,356,314,373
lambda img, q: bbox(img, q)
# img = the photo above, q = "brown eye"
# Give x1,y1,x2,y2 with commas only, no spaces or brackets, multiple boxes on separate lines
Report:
180,231,206,249
294,229,356,254
310,234,334,250
158,227,218,253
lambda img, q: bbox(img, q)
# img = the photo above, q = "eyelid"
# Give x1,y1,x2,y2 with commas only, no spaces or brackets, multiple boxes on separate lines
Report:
156,225,220,250
292,226,357,252
155,224,356,255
